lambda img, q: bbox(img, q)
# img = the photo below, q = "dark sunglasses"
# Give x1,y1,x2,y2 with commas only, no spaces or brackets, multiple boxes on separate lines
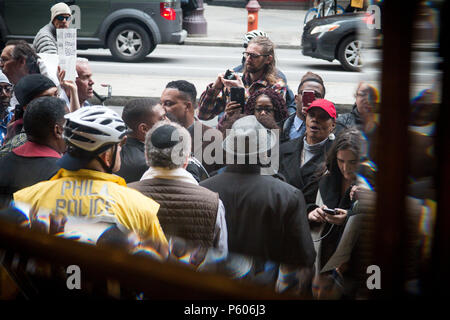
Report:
55,15,72,22
242,52,269,59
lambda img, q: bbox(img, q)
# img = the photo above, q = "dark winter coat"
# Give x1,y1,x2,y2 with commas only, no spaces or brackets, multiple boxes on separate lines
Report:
200,165,316,267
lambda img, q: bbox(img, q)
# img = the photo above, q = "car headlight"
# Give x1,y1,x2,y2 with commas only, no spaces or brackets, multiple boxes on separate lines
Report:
310,24,340,34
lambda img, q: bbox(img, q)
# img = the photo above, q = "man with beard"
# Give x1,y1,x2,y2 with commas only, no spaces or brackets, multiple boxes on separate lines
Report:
33,2,72,54
197,36,287,122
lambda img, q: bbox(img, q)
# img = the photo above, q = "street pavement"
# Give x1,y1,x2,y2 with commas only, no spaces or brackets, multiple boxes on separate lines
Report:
81,3,439,116
84,4,357,108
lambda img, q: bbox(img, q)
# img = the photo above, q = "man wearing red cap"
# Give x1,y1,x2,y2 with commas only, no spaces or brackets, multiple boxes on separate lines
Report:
279,99,337,205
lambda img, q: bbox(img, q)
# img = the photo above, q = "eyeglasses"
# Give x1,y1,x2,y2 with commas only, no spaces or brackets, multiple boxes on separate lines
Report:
242,52,269,59
255,106,274,114
356,91,369,97
0,85,13,95
55,15,72,22
0,57,11,65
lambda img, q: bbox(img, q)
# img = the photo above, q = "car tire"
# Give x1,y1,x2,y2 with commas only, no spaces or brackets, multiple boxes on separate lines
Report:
108,23,154,62
337,35,363,72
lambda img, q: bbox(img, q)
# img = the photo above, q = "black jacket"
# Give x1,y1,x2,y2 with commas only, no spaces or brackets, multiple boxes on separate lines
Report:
200,165,315,267
312,173,355,271
278,136,334,205
336,104,362,134
279,113,307,144
116,136,209,183
0,152,60,208
116,137,147,183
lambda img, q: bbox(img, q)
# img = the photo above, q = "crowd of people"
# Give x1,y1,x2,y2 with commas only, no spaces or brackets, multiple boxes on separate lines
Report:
0,2,436,300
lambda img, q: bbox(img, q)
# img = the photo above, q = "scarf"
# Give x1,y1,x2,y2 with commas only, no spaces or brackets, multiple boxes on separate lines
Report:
140,166,199,185
302,136,329,166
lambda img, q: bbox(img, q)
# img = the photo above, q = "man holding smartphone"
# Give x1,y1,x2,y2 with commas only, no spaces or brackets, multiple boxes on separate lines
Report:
197,36,287,122
280,72,326,143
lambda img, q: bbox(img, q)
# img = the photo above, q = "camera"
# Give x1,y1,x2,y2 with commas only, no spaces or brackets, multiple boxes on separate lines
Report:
224,69,236,80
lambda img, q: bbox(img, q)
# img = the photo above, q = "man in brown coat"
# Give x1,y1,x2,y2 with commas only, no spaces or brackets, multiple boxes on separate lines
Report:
128,121,227,255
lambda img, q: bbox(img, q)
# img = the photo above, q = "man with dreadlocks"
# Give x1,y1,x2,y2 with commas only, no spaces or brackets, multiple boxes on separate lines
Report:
13,106,168,247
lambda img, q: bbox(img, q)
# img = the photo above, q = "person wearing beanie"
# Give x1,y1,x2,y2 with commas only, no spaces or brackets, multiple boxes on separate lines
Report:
33,2,72,54
0,74,59,157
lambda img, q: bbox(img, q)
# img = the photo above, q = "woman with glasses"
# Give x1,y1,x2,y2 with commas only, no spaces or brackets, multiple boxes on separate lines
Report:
218,87,288,134
33,2,72,54
336,81,379,135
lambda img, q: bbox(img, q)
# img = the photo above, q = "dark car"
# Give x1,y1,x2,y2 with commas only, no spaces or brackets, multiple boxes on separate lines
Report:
0,0,187,62
301,12,379,71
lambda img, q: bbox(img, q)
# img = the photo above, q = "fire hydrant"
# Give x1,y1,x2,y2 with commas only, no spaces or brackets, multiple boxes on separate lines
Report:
246,0,261,32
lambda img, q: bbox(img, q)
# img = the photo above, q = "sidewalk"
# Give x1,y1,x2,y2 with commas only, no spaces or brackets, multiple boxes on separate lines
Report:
183,3,305,49
182,4,437,51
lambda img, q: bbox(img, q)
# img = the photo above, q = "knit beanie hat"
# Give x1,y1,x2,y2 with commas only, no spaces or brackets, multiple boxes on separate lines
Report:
50,2,72,22
14,74,56,108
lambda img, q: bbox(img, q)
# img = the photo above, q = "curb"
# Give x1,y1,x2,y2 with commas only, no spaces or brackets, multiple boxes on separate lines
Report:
183,39,436,52
183,38,301,50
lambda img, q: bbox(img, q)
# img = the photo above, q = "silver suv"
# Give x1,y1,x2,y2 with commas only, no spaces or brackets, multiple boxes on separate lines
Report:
0,0,187,62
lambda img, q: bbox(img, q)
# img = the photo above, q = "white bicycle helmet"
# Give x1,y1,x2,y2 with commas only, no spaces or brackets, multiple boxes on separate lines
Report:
243,30,268,45
63,106,127,153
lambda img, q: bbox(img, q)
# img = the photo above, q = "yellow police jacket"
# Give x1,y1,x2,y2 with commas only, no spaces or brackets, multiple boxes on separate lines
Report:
13,168,167,246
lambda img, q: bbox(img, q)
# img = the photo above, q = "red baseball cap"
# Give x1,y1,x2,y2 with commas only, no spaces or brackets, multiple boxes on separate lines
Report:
306,99,336,119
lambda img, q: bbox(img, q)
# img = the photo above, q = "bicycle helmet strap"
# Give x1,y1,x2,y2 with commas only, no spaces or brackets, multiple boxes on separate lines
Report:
95,144,118,174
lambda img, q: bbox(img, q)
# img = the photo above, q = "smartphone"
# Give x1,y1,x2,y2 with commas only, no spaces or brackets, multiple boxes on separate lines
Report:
323,208,337,215
224,69,236,80
230,87,246,113
302,90,316,107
